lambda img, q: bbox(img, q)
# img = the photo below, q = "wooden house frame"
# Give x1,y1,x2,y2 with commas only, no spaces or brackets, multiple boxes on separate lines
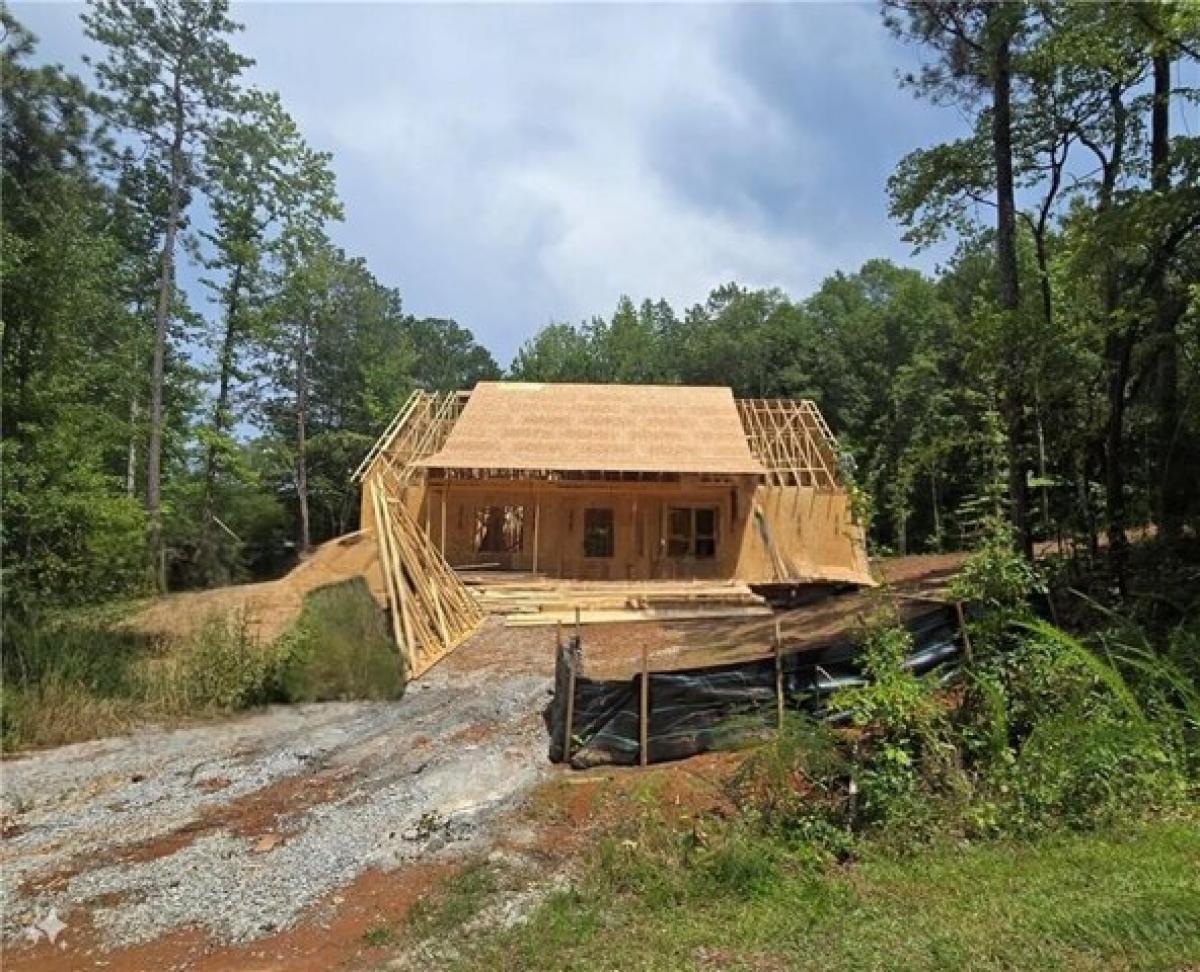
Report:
354,382,871,677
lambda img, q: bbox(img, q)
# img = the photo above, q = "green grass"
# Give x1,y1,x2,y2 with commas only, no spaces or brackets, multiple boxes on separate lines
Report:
279,577,405,702
362,922,401,948
408,862,501,939
446,817,1200,971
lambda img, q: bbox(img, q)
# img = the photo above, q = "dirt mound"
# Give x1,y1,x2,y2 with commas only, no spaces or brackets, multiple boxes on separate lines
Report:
125,532,385,645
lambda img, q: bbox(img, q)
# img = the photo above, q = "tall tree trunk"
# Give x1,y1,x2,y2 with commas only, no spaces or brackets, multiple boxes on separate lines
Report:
126,396,139,498
1031,216,1055,335
199,263,245,581
930,465,941,549
146,78,186,592
295,314,311,555
1104,326,1132,589
1074,448,1097,562
1150,50,1182,546
1097,85,1130,591
991,22,1031,557
1035,382,1049,533
126,298,145,500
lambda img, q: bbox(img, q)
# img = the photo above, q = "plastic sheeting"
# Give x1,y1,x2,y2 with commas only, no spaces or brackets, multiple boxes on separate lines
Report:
546,604,964,768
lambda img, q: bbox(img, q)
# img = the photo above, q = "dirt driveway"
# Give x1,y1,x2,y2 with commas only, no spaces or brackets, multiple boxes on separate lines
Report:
1,620,559,970
1,555,956,969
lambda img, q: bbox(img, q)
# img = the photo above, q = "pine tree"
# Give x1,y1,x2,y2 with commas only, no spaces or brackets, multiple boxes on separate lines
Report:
83,0,252,589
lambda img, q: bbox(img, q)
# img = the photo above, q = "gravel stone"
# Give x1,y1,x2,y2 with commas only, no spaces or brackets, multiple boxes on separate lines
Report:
1,663,553,948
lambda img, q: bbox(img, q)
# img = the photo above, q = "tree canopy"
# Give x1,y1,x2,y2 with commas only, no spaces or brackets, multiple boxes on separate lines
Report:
2,1,1196,612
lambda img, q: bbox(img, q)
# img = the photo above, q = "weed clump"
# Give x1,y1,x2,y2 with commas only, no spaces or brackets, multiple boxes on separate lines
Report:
719,533,1196,857
278,578,404,702
2,578,403,750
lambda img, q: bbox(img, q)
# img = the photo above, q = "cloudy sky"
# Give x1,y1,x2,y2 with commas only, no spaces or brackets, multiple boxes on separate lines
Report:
16,1,961,364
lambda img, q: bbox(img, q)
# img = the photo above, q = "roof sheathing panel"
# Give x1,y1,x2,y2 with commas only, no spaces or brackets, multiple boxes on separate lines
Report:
416,382,765,475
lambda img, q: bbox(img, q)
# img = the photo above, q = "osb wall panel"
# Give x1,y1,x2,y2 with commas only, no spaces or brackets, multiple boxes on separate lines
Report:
733,485,872,585
363,477,872,586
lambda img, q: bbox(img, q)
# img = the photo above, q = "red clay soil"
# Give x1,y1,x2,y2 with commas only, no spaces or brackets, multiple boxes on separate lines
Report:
517,750,745,849
19,766,359,902
5,759,749,972
123,532,387,645
6,862,459,972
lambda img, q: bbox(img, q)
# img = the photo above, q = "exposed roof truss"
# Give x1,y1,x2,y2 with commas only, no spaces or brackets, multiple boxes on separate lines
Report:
736,398,841,491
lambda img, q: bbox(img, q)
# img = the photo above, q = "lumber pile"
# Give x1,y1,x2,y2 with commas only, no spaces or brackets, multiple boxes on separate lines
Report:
368,480,484,678
460,575,772,627
356,390,485,680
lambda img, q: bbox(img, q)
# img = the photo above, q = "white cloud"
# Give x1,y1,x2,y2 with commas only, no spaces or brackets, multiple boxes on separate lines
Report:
17,2,953,364
236,4,875,357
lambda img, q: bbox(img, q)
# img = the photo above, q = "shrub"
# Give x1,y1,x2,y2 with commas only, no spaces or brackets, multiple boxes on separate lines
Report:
1,618,150,748
1,578,403,751
723,577,1195,852
989,622,1194,832
278,578,404,702
950,523,1044,656
728,715,855,860
140,611,287,712
831,613,961,834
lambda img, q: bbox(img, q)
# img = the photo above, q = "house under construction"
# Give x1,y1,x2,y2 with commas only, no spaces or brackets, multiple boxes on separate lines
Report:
354,382,872,678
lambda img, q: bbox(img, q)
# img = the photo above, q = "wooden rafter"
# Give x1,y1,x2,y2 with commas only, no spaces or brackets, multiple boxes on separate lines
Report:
735,398,841,491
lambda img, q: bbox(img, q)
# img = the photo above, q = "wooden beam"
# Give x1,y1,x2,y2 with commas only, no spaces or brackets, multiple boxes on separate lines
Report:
440,485,448,554
532,492,540,574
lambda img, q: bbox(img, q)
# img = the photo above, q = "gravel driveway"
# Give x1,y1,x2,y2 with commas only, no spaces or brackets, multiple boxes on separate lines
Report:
1,622,555,960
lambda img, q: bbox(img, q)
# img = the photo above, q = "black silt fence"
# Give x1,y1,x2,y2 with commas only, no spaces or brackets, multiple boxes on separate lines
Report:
545,604,966,769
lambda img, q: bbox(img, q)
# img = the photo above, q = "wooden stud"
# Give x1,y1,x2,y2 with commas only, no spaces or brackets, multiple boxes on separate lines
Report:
371,480,411,674
440,486,448,555
532,493,540,575
367,448,483,680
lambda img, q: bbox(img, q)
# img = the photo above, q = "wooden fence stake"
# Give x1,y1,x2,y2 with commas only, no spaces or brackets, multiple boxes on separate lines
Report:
562,645,577,764
639,643,650,768
774,618,784,735
954,601,973,664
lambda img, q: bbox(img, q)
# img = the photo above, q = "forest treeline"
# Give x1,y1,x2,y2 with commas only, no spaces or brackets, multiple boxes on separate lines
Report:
2,3,500,607
2,1,1197,613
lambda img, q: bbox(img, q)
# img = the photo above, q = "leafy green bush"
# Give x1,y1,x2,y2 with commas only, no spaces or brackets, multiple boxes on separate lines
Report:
950,522,1044,654
831,612,961,835
985,622,1194,833
278,578,404,702
721,544,1196,855
729,716,851,850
